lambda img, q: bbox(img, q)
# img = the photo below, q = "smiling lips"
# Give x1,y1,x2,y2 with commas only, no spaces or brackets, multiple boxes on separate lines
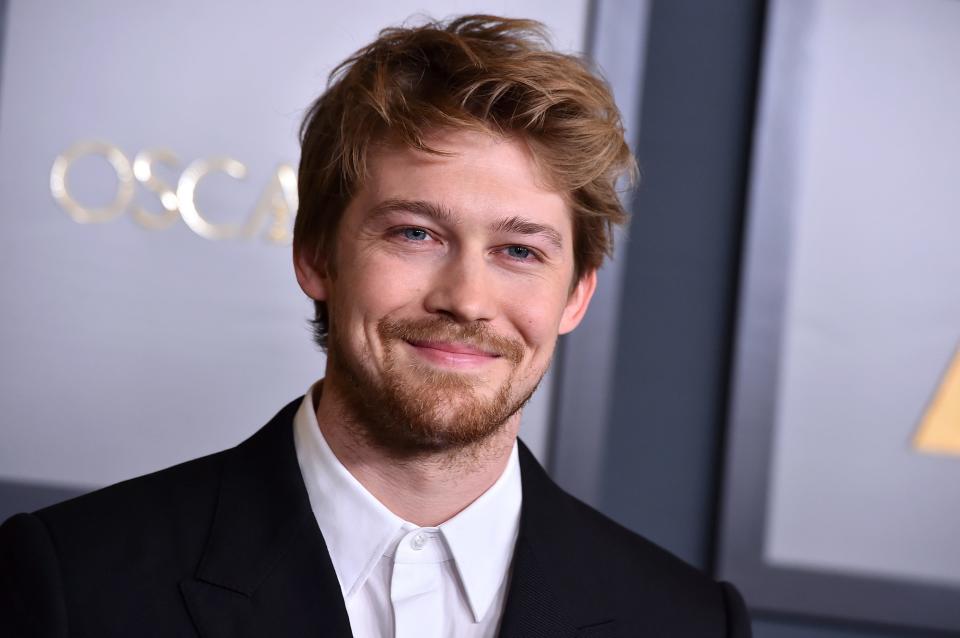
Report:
405,339,501,368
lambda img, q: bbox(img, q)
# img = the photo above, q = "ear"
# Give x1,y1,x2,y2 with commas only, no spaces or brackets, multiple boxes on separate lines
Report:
293,247,330,302
558,269,597,335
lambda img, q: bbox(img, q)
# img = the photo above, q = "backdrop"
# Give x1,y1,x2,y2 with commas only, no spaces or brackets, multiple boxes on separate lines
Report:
0,0,588,490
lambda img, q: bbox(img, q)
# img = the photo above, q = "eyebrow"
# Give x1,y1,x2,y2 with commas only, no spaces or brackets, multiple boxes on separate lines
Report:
491,215,563,250
367,198,564,250
367,198,458,224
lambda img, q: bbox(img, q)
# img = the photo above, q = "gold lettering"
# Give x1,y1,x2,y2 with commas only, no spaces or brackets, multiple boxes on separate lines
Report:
176,157,251,240
248,164,298,244
131,149,180,230
52,142,298,243
50,141,134,223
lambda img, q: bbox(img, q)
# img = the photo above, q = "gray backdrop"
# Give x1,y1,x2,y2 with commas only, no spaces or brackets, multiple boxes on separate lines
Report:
0,0,585,492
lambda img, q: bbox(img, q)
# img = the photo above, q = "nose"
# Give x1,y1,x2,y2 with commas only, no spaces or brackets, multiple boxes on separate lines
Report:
422,251,497,323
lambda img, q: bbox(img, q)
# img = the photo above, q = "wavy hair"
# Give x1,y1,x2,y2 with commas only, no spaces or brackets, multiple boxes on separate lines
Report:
295,15,636,348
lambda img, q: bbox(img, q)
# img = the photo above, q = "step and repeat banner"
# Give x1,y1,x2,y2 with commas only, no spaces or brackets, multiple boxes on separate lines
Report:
0,0,588,493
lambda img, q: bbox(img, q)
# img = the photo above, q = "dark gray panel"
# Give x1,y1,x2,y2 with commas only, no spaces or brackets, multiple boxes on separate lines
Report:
599,0,766,569
755,621,886,638
753,617,956,638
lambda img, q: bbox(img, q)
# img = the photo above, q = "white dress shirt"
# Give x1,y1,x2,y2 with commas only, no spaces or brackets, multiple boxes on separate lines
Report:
292,383,522,638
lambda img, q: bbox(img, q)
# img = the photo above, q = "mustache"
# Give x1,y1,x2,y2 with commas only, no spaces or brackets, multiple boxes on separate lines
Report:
378,317,524,365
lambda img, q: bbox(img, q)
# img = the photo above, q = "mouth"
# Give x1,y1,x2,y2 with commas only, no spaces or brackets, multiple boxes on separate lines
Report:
404,339,502,368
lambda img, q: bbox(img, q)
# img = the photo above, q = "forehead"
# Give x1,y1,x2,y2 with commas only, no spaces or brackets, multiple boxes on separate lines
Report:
355,129,571,232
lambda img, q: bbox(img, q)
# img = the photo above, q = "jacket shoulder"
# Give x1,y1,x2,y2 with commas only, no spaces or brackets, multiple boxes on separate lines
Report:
1,449,231,636
31,396,303,535
1,399,304,636
551,492,748,634
555,486,716,585
517,443,749,635
37,447,226,543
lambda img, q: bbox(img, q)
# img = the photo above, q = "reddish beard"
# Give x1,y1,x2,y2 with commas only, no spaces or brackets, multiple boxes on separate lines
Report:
326,316,541,454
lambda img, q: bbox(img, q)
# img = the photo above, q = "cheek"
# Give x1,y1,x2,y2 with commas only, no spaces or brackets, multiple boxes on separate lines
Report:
503,289,567,352
341,254,429,322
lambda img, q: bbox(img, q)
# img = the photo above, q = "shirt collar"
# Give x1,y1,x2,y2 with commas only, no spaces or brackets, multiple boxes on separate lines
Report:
293,381,523,622
439,440,521,622
293,383,406,599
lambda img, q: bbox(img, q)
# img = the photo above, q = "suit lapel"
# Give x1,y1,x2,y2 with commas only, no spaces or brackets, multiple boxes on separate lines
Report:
496,535,578,638
180,399,353,638
497,442,616,638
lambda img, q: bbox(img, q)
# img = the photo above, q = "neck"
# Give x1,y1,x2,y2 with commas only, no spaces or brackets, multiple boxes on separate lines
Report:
313,380,519,527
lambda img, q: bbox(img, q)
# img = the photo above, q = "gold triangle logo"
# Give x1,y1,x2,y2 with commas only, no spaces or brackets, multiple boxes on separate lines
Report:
914,346,960,456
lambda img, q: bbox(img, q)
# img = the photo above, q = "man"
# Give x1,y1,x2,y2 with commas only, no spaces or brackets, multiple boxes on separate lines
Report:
1,15,751,637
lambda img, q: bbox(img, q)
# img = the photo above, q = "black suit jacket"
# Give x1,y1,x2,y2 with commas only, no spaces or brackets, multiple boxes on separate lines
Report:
1,398,751,637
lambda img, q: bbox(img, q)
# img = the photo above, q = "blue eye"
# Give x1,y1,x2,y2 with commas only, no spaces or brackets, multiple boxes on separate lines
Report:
506,246,532,260
402,228,428,241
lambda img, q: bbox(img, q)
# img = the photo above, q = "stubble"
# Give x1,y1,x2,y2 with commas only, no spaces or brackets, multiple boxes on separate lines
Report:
326,315,545,456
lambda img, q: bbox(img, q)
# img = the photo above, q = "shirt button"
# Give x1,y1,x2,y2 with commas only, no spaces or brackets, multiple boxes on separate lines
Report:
410,533,427,550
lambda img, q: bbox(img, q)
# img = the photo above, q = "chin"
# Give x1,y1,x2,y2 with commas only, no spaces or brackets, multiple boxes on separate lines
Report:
327,320,544,454
335,368,525,453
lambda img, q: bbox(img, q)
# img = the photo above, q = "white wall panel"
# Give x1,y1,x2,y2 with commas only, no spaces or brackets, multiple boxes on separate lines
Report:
762,0,960,588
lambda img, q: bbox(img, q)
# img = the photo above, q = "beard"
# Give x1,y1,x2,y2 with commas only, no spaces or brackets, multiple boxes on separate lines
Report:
325,315,545,454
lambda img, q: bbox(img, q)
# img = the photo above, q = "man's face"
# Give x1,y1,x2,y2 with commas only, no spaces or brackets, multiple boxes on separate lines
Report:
296,129,596,453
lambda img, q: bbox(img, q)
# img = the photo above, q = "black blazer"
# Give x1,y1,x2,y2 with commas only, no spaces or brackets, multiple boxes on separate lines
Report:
1,398,751,637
